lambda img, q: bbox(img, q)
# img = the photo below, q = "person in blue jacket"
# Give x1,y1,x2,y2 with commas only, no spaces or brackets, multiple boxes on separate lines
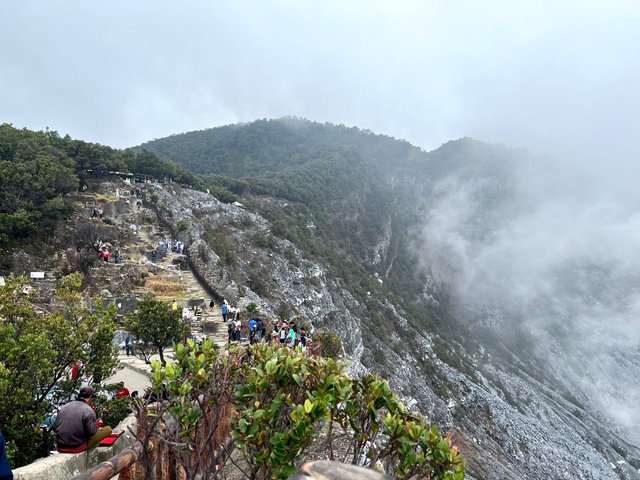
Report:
221,301,229,322
0,432,13,480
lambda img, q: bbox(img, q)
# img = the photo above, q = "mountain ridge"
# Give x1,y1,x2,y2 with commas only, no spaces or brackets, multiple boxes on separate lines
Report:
2,120,639,478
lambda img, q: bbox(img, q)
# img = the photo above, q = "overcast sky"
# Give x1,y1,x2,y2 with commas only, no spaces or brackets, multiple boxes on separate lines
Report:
1,1,638,169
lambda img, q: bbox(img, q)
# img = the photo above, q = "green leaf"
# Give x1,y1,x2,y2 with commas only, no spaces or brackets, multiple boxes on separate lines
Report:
304,398,313,413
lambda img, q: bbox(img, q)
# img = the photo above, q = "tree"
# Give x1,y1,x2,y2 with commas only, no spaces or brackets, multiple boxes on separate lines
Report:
125,296,187,366
0,274,119,467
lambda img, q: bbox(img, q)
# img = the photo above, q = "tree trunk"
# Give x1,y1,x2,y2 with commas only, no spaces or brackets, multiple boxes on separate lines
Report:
159,347,166,366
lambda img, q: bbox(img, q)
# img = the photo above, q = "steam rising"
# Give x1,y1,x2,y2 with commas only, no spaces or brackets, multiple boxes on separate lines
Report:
417,142,640,442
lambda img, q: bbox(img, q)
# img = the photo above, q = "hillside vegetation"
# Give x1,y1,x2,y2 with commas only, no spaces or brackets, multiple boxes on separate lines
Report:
137,119,517,349
0,124,200,249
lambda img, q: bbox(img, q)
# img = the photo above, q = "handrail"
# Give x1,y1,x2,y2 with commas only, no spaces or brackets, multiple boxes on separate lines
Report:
72,440,152,480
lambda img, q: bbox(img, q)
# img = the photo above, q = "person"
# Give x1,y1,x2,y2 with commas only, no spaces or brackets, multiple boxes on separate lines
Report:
209,298,215,311
270,323,279,344
143,384,168,402
71,363,80,381
125,335,133,356
234,318,242,342
53,386,112,453
221,301,229,322
256,318,264,341
299,328,307,352
172,300,178,312
102,250,110,262
115,382,130,399
279,323,287,345
227,321,235,343
0,432,12,480
288,326,297,348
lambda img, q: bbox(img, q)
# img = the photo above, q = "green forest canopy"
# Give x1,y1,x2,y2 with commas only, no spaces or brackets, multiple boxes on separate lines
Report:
0,124,200,247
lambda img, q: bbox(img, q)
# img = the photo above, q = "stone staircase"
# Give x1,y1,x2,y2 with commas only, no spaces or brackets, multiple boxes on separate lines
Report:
117,196,228,347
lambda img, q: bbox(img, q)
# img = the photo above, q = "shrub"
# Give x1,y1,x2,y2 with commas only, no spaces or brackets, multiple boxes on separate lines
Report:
246,302,259,314
314,330,343,359
94,393,134,428
140,342,465,480
125,296,187,366
176,220,188,232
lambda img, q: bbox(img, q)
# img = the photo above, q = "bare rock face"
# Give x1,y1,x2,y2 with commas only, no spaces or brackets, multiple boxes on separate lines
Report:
148,184,640,480
288,461,389,480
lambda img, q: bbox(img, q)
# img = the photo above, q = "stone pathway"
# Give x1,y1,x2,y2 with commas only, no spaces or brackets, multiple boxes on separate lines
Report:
118,196,229,347
79,184,231,390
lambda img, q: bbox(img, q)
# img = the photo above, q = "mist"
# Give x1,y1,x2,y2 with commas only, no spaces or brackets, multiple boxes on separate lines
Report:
416,141,640,441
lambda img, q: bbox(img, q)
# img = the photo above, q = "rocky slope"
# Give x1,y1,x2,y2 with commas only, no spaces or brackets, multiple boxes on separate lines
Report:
145,177,640,480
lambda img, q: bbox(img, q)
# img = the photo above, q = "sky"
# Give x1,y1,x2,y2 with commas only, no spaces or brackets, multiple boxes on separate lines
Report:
1,1,639,170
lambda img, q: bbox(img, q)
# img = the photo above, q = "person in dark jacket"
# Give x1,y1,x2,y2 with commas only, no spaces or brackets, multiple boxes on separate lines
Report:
0,432,12,480
53,386,112,453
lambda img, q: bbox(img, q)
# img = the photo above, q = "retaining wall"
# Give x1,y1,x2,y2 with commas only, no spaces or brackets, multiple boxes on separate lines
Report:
13,416,136,480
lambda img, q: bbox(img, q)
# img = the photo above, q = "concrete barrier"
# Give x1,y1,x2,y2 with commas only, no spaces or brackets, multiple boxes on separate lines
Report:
13,416,136,480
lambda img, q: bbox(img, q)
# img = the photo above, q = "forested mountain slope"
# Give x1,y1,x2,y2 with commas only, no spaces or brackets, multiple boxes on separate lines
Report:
0,123,199,255
137,118,640,479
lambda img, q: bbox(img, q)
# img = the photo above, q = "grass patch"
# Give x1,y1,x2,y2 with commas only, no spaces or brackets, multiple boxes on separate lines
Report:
146,276,186,298
95,194,120,202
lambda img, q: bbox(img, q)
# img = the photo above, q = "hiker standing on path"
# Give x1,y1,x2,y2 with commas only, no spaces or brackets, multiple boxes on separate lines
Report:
234,318,242,341
288,325,297,348
221,301,229,322
256,318,265,342
279,321,288,345
299,328,307,351
227,321,235,343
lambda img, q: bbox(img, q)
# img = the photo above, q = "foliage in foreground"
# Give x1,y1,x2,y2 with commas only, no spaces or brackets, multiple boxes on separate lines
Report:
0,274,119,467
142,341,464,480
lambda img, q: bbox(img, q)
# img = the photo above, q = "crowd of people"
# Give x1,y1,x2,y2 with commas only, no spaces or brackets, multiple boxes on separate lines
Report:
92,239,121,264
90,207,104,219
221,300,308,350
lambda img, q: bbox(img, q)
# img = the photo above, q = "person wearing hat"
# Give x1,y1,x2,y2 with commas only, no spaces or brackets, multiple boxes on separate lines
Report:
53,386,112,453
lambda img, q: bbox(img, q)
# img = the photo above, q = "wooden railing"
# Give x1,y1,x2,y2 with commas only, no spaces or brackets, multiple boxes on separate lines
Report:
73,441,148,480
74,397,234,480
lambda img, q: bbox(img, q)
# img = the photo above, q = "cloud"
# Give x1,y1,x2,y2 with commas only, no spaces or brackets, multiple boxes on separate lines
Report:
415,140,640,438
0,0,638,172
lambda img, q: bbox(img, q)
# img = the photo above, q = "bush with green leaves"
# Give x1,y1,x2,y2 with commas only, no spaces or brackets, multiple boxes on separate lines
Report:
142,339,240,480
93,385,134,428
177,220,189,232
245,302,259,315
313,329,344,358
141,342,464,480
